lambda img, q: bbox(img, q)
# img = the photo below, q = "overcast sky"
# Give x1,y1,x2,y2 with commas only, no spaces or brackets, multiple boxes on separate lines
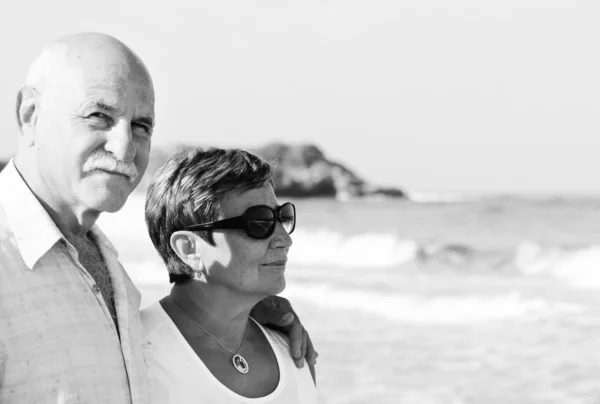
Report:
1,0,599,194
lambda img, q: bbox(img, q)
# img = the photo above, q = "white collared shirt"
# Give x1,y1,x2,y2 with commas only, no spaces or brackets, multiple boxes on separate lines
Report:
0,161,152,404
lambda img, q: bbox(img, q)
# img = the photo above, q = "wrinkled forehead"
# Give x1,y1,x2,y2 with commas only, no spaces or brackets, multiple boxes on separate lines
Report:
79,77,155,113
44,53,155,114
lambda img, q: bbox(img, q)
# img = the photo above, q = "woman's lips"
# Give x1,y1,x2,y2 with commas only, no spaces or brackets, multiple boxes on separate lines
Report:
263,260,287,267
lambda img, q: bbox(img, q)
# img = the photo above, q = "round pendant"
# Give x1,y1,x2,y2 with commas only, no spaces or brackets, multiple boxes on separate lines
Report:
232,354,249,374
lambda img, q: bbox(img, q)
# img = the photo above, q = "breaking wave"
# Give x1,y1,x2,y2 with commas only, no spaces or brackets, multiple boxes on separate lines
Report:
289,229,600,289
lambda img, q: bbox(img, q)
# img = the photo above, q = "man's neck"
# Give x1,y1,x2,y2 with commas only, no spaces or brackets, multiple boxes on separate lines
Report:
13,158,100,241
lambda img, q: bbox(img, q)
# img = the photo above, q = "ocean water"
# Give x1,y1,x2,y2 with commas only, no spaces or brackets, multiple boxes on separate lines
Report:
98,193,600,404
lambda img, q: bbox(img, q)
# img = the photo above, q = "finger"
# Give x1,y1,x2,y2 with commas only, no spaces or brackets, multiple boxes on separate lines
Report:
305,333,318,366
249,298,273,324
289,322,304,367
294,356,305,368
251,301,295,327
268,296,295,327
300,330,308,362
266,309,295,328
271,295,292,310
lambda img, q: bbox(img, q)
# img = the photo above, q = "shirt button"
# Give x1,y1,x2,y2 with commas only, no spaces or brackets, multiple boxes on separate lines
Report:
92,285,100,293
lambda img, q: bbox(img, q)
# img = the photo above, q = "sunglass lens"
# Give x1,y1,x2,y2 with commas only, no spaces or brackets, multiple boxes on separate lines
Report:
280,203,296,234
246,207,275,238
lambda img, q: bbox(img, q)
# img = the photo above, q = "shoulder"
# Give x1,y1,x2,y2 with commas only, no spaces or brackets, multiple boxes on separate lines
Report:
119,263,142,303
254,322,293,355
141,301,164,327
140,301,174,342
257,322,319,395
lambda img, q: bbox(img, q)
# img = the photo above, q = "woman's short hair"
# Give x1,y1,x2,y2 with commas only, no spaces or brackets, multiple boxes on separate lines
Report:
145,147,275,283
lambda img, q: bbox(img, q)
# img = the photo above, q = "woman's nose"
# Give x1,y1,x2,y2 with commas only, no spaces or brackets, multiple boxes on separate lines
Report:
270,222,293,248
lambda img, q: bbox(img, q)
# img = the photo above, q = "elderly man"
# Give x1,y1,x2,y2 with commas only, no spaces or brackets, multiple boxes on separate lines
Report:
0,33,315,404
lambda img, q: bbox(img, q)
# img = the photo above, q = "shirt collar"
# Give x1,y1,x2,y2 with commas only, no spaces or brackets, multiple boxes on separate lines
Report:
0,160,119,269
0,160,64,269
90,224,119,258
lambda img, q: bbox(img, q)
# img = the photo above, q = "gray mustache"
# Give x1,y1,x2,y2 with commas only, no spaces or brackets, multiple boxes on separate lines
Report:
82,154,138,181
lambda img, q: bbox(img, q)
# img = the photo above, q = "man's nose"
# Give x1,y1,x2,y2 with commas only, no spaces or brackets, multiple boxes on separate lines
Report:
104,119,136,162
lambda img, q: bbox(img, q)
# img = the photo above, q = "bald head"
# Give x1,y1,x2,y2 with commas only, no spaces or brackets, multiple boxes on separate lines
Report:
25,32,153,95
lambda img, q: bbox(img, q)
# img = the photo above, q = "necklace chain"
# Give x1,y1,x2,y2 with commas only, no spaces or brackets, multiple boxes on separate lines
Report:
168,296,249,356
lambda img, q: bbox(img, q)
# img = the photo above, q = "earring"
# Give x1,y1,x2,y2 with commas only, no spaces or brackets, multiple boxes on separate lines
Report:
193,260,207,280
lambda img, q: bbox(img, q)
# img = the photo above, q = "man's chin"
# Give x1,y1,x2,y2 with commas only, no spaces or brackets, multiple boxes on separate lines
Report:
99,198,128,213
85,196,129,213
79,185,132,213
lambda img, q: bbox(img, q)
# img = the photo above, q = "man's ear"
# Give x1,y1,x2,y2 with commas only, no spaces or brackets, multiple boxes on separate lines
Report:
16,86,39,146
170,231,204,269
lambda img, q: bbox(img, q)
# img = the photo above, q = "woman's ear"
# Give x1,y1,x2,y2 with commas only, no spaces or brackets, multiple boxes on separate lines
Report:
170,231,203,269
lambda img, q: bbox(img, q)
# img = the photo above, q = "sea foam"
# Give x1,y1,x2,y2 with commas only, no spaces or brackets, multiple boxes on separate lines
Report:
281,283,584,324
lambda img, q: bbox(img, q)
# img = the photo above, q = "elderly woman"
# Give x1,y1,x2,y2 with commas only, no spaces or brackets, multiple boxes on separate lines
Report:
141,147,317,403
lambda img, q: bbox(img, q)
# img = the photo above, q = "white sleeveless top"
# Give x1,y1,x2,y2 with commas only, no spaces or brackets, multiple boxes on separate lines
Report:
141,302,318,404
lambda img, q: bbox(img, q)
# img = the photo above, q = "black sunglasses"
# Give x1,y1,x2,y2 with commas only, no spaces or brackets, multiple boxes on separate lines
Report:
185,202,296,240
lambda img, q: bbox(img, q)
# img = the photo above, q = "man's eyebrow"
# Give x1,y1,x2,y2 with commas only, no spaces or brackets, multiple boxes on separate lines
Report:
135,116,155,128
89,100,154,128
94,101,119,113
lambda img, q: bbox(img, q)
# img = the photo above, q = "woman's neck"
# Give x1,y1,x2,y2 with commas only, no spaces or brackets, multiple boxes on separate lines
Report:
169,280,262,349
